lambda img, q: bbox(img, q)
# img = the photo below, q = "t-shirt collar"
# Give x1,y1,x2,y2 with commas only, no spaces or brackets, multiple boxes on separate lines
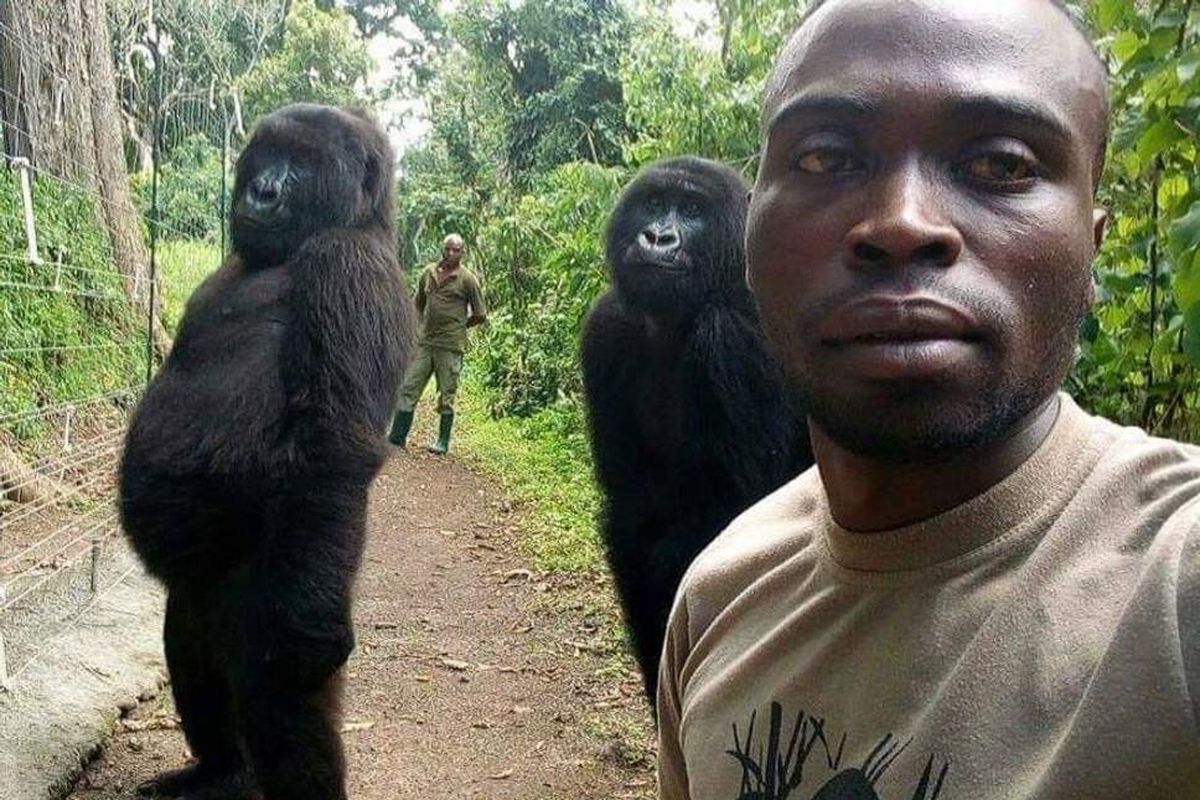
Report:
820,393,1096,573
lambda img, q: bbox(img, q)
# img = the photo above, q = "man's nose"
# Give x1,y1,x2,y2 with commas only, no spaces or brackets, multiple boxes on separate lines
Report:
843,161,963,270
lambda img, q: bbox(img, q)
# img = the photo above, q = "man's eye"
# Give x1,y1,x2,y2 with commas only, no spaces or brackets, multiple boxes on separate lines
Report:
793,148,861,175
963,152,1038,185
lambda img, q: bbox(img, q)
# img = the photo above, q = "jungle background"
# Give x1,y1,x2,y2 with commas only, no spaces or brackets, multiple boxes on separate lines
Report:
0,0,1198,681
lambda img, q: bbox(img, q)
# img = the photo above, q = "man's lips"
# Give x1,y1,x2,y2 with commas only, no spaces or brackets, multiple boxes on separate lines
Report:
818,296,981,345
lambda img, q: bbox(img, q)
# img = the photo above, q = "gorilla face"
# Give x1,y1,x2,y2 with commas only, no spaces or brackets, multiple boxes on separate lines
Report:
231,104,393,266
605,157,750,317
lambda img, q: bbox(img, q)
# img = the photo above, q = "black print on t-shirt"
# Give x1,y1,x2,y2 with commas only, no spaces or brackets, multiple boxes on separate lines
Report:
726,702,949,800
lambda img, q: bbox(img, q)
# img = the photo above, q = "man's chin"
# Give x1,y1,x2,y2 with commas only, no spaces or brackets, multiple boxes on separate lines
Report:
798,384,1038,465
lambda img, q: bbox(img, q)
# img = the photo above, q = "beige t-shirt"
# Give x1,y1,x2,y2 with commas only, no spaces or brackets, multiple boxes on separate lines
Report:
658,394,1200,800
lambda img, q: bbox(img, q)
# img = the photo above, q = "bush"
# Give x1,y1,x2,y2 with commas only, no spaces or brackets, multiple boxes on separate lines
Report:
470,161,625,417
0,170,147,439
132,134,226,243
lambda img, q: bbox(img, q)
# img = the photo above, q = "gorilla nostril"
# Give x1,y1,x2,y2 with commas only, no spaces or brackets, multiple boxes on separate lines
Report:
249,174,284,210
641,226,680,254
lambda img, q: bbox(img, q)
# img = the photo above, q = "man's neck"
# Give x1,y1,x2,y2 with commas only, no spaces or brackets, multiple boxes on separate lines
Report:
812,394,1061,532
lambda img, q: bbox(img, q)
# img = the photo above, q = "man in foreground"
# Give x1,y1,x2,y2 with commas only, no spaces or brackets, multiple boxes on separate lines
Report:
657,1,1200,797
388,233,487,453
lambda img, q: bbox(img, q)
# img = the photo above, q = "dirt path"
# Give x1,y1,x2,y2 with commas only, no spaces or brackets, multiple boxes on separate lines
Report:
66,447,655,799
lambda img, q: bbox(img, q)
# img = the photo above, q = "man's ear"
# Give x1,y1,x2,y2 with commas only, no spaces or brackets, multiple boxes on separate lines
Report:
1092,207,1108,252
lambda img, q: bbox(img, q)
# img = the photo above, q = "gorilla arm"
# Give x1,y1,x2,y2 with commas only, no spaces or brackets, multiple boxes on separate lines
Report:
245,229,411,689
682,304,804,498
581,292,652,501
279,228,412,468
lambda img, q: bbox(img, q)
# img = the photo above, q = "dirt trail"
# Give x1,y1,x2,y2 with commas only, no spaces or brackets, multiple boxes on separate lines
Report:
66,447,655,799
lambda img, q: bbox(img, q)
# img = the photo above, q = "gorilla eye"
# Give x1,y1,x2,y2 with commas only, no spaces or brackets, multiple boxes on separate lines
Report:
681,199,703,216
793,147,863,176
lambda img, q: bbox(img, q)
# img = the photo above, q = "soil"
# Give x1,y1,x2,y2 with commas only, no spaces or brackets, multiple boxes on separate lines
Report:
64,445,656,800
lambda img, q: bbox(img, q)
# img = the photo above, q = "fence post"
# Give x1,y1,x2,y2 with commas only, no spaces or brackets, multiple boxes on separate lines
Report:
10,156,41,264
221,99,230,255
0,583,9,691
89,535,103,592
63,404,75,452
145,41,164,385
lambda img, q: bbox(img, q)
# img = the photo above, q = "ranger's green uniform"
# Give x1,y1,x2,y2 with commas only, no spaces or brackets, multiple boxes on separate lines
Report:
389,262,487,452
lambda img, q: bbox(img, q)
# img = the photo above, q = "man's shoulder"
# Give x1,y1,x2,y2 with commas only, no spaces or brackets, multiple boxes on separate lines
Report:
1077,400,1200,510
677,467,826,628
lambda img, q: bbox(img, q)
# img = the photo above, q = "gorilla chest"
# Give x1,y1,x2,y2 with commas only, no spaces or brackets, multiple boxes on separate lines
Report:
177,266,292,369
630,329,707,460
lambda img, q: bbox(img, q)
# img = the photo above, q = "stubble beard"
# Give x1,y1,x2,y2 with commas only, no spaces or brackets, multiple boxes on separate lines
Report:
784,319,1084,466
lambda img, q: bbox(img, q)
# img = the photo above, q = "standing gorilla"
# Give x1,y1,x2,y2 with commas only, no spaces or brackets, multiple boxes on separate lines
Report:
119,104,413,800
581,157,812,702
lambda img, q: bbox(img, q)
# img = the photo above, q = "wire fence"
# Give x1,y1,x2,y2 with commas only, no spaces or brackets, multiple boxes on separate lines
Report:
0,7,233,689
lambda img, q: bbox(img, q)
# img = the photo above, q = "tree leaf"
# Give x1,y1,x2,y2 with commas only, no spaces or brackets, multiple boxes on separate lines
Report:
1179,53,1200,82
1168,201,1200,263
1183,303,1200,365
1111,30,1143,63
1136,118,1184,162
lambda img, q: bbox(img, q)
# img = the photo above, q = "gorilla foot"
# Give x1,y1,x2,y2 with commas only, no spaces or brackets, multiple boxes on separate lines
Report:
137,764,253,799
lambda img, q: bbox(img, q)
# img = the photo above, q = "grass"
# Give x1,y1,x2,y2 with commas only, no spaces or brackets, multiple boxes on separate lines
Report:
156,239,224,333
452,376,605,574
0,171,149,440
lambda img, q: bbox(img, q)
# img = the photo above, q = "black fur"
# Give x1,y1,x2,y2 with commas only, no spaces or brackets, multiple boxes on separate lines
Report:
119,104,413,800
581,157,812,703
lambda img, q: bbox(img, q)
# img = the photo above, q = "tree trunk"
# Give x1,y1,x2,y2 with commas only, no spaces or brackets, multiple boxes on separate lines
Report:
81,0,172,356
0,1,31,160
1,0,171,356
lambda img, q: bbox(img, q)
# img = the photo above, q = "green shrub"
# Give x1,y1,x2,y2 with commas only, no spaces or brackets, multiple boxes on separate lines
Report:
470,161,625,417
132,134,227,244
0,170,147,439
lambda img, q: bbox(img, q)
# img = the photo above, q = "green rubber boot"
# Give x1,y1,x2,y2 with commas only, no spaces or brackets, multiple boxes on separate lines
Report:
388,410,414,446
428,412,454,454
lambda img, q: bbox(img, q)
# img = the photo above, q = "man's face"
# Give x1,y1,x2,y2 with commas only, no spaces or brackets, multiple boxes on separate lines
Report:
443,242,464,266
748,0,1108,462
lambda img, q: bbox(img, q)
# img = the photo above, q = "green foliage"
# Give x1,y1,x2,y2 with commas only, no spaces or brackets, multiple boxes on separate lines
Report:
620,17,760,167
0,171,148,437
449,0,630,181
471,162,625,416
132,135,227,243
238,0,375,127
1071,0,1200,438
620,0,799,167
